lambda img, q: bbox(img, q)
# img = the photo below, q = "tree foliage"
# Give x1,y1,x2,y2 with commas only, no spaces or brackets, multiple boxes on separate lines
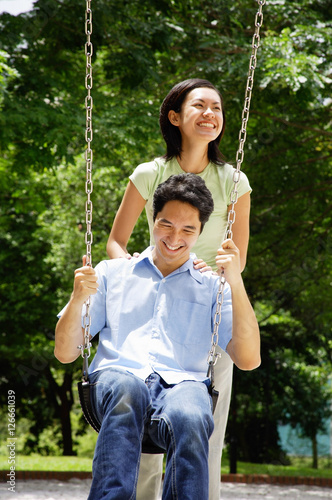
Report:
0,0,331,462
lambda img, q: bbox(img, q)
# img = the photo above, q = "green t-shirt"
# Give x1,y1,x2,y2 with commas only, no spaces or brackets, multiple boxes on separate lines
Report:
130,157,252,269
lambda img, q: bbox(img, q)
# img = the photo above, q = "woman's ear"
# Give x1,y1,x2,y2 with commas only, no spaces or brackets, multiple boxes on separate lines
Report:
168,110,180,126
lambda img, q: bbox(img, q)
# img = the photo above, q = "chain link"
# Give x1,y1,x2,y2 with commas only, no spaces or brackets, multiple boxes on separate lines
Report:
207,276,226,368
208,0,265,369
79,0,94,373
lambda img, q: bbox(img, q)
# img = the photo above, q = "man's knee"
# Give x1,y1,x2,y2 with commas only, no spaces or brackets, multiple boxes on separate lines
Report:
90,368,150,417
161,383,214,441
178,404,214,437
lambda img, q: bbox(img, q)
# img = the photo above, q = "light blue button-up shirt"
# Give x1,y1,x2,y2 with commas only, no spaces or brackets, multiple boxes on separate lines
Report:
77,247,232,385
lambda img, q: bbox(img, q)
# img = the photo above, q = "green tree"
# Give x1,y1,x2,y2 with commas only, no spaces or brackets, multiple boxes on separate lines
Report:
0,0,331,461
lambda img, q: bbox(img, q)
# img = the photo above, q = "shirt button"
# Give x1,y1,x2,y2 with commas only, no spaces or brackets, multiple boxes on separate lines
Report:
157,306,161,311
162,279,166,283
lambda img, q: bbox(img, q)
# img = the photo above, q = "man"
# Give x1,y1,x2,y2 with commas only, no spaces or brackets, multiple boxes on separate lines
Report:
55,173,260,500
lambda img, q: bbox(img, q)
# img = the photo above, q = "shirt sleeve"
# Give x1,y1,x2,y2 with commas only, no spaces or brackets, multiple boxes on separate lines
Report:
56,261,108,339
223,164,252,202
129,160,159,201
237,170,252,197
87,261,109,338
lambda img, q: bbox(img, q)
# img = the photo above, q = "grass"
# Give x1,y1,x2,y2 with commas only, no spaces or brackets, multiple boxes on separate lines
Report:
220,457,332,478
0,455,331,478
0,455,92,472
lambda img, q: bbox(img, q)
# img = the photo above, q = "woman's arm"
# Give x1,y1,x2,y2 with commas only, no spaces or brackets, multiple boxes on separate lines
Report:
228,191,251,272
106,180,147,258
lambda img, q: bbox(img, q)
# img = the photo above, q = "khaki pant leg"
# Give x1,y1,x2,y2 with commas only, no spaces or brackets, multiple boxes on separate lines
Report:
137,453,163,500
208,348,233,500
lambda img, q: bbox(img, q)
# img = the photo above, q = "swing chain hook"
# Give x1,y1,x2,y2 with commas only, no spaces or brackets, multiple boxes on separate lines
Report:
208,0,265,370
78,0,94,377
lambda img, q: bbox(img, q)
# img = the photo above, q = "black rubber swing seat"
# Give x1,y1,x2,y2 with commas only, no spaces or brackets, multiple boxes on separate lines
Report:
77,379,166,454
78,377,218,455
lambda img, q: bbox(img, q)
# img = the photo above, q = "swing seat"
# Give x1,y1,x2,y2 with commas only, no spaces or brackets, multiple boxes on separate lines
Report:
78,377,219,455
77,379,166,454
77,380,101,433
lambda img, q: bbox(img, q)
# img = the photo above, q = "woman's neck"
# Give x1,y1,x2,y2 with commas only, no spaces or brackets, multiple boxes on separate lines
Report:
176,144,210,174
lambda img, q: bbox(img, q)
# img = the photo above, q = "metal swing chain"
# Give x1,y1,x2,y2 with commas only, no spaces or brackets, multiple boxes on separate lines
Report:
79,0,94,380
207,0,266,371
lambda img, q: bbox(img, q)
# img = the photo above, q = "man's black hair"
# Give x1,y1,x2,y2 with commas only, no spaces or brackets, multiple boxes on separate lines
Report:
153,173,214,234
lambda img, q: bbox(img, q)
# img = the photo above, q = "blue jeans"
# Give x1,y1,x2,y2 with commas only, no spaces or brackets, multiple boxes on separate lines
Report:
87,368,214,500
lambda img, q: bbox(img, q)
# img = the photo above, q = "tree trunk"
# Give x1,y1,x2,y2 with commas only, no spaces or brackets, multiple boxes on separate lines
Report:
58,371,75,455
45,367,75,456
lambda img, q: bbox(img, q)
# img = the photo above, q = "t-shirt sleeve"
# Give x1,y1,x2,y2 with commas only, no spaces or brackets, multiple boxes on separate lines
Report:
223,164,252,202
129,161,159,201
237,170,252,197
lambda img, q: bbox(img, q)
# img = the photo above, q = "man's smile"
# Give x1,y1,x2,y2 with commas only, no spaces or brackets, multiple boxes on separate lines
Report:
162,241,184,251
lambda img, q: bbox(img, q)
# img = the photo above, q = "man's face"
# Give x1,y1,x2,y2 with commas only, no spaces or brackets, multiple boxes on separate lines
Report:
152,200,201,275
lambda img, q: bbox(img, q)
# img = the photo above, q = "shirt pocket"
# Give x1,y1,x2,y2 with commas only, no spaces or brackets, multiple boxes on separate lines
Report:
166,299,211,346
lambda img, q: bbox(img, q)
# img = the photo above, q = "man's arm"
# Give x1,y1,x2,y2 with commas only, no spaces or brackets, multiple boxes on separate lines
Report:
215,239,260,371
54,257,99,364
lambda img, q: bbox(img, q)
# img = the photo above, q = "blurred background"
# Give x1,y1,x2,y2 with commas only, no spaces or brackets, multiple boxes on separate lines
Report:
0,0,331,473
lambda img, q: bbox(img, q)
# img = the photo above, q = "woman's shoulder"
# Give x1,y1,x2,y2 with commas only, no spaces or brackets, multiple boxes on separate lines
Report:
132,157,181,179
130,157,173,199
211,161,236,177
131,157,167,176
202,162,235,187
213,162,251,188
202,162,251,200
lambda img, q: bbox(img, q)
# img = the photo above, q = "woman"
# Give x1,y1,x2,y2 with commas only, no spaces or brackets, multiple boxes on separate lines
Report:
107,79,251,500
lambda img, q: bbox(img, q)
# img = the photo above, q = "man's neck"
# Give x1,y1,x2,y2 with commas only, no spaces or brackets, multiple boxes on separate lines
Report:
151,249,190,277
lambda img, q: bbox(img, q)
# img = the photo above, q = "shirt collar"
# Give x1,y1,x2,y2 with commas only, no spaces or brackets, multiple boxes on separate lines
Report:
133,247,203,283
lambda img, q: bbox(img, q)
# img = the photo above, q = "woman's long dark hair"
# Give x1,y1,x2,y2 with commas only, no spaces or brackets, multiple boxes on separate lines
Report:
159,79,226,165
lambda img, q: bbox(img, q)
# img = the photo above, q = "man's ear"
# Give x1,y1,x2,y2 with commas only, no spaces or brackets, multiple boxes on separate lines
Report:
168,110,180,126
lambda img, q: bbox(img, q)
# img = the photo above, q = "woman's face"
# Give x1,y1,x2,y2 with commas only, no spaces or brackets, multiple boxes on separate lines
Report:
168,87,224,146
